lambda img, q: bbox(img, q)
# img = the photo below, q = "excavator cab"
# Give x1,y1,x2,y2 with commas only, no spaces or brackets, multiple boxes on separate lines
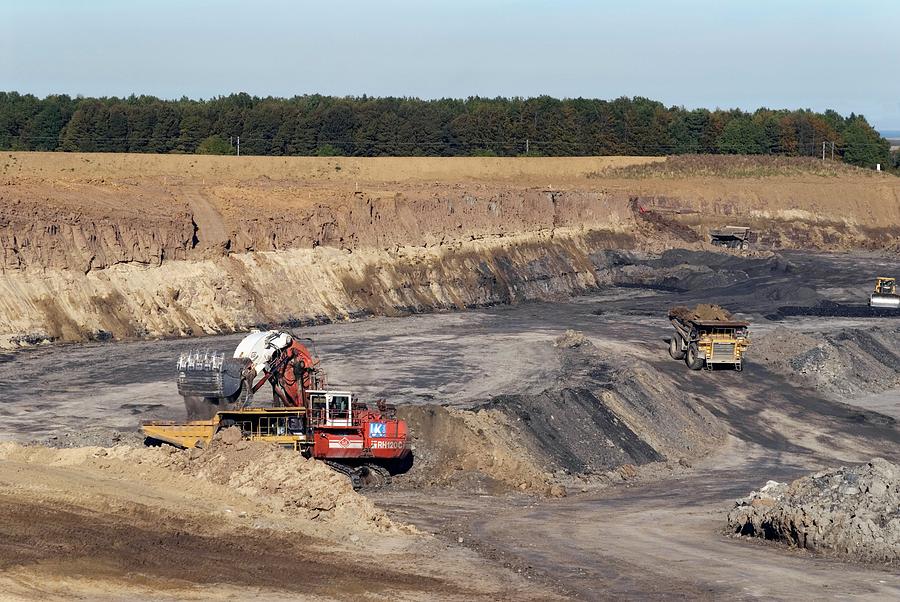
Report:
309,390,354,427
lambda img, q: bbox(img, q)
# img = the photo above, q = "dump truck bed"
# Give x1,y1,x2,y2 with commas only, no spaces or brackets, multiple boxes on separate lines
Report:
681,318,750,329
667,305,748,329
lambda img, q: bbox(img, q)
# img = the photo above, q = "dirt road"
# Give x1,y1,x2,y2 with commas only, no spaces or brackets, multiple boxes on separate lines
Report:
381,447,900,600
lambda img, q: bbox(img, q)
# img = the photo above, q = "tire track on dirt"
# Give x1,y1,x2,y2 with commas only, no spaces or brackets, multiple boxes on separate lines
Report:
178,186,230,253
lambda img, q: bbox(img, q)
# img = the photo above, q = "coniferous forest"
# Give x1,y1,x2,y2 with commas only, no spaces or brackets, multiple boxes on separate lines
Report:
0,92,891,168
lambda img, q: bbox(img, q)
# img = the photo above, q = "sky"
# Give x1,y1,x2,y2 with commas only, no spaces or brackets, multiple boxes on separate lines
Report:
2,0,899,129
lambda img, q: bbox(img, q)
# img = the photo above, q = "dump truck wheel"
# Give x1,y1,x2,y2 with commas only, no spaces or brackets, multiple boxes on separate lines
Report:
669,334,686,360
685,344,704,370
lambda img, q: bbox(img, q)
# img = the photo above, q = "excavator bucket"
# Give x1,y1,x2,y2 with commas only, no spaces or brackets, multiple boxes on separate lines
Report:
177,351,251,419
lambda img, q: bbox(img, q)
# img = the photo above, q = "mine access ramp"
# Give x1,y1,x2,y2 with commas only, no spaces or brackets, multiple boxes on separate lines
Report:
668,304,750,371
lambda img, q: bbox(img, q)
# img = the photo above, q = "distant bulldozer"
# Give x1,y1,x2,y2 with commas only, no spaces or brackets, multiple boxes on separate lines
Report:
868,277,899,309
668,304,751,371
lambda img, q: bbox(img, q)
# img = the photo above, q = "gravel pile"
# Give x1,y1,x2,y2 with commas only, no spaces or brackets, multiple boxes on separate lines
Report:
753,326,900,397
728,458,900,564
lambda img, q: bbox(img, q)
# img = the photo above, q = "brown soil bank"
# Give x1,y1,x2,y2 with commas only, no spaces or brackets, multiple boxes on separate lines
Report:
0,440,555,600
2,153,898,346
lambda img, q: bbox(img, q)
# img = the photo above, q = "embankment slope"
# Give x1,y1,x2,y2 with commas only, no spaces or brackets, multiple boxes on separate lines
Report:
2,153,898,346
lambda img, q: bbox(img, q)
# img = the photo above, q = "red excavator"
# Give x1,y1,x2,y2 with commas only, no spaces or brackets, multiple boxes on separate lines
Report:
141,330,410,488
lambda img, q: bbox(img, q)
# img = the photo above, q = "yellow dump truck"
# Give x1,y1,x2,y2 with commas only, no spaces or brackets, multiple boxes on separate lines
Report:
668,305,750,371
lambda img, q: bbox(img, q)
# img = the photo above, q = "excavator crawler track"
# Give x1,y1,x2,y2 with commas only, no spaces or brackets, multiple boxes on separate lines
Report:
323,460,363,490
361,463,392,488
322,461,392,490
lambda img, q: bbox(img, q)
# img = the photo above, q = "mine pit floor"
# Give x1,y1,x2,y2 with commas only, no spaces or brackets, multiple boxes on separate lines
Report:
1,251,898,599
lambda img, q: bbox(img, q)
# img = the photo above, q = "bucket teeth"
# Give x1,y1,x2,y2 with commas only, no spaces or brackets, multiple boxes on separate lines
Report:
177,350,248,401
177,350,224,372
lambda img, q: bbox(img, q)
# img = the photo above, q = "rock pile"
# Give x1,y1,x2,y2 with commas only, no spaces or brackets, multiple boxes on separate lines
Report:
727,458,900,564
753,326,900,397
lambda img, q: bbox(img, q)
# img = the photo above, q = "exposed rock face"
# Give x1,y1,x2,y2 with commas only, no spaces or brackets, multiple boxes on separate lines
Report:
728,459,900,565
2,153,899,346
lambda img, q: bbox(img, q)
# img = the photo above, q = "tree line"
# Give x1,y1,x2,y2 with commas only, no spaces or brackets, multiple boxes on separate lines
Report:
0,91,892,168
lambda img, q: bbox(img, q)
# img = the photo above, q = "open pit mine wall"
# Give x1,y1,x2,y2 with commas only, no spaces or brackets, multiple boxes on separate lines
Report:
1,177,899,346
0,190,638,346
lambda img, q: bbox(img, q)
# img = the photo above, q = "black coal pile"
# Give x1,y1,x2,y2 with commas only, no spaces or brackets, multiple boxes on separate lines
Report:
772,299,900,319
728,458,900,565
484,333,726,475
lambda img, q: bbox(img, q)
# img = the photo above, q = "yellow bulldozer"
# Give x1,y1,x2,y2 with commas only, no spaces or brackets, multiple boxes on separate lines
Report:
869,277,899,309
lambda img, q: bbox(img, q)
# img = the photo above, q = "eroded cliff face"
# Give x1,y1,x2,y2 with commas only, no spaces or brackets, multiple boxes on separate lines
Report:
1,153,898,346
0,229,616,345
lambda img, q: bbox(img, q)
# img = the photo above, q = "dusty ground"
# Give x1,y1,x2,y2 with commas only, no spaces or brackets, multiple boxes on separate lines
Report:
0,441,555,601
1,250,898,599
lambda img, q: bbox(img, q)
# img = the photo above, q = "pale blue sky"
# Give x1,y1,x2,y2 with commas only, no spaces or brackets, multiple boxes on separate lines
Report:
2,0,898,128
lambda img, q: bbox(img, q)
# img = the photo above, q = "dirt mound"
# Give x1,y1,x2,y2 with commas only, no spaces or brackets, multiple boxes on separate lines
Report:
8,434,400,534
132,429,400,531
399,336,725,494
728,458,900,564
0,440,553,599
669,303,734,322
754,325,900,397
554,329,589,348
399,404,554,494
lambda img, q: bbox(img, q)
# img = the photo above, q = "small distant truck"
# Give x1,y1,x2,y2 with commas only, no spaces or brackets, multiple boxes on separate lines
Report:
668,305,750,371
709,226,752,250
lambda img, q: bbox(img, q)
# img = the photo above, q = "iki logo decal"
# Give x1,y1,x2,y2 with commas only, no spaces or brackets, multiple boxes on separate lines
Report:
369,422,386,438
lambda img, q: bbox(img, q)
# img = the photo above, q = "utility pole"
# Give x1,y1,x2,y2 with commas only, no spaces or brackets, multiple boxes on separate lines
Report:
822,141,826,161
525,138,529,154
831,141,835,160
236,136,240,157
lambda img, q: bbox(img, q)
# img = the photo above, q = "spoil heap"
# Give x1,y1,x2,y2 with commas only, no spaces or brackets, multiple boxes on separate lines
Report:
135,427,400,531
400,334,726,494
728,458,900,564
753,325,900,397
